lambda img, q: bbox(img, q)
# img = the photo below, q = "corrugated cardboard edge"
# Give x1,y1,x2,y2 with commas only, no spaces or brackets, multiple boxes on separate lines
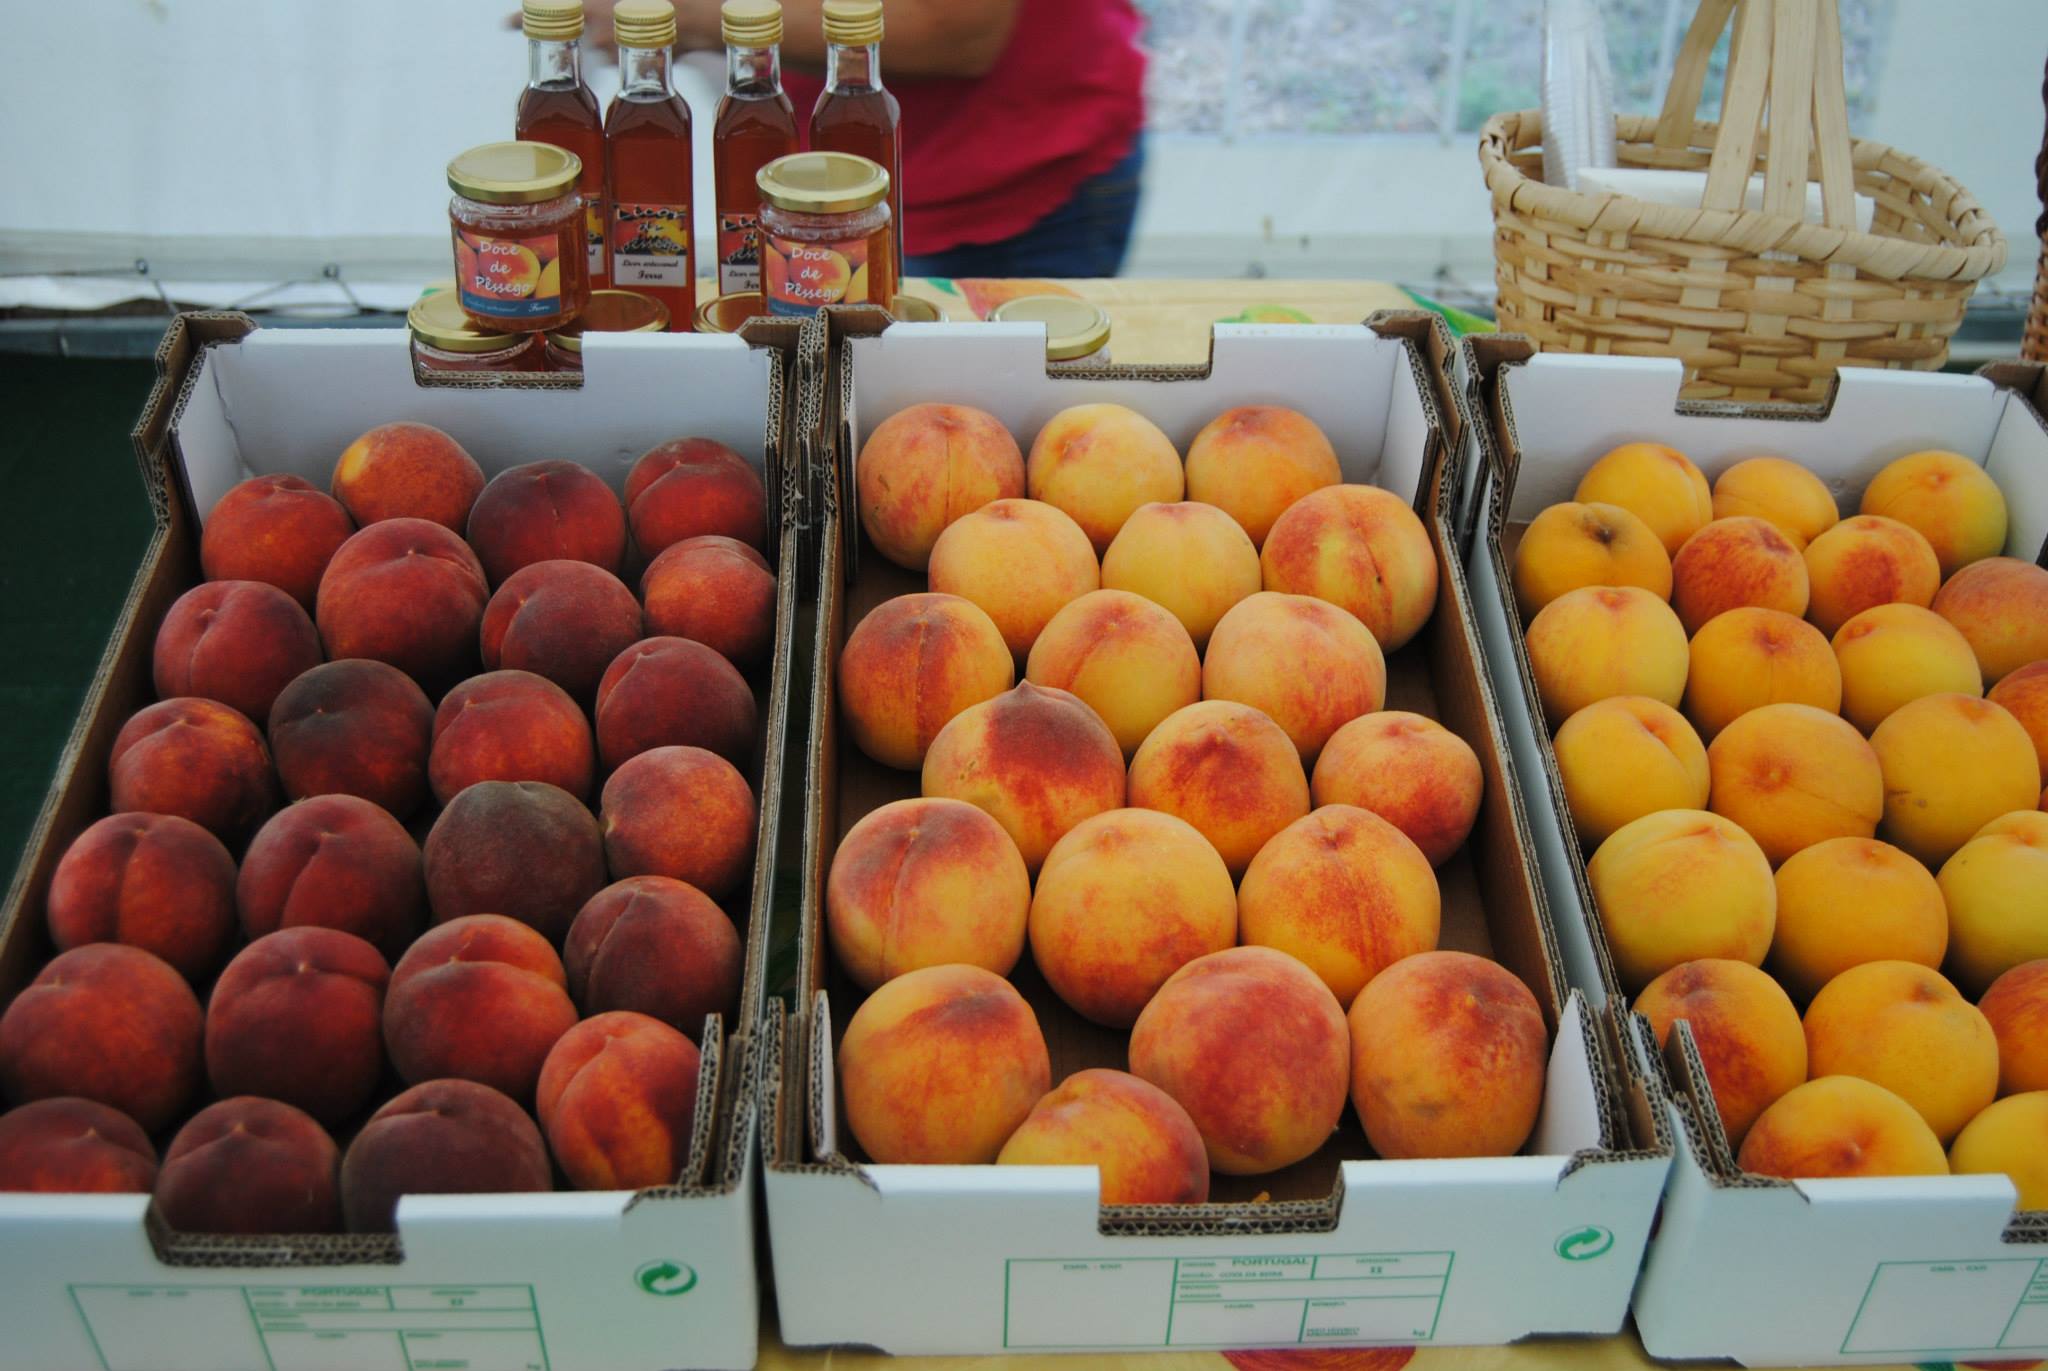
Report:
764,309,1665,1224
0,313,797,1266
1464,333,2048,1231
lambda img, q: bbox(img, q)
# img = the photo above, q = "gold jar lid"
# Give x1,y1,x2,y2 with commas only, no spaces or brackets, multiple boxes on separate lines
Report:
546,289,670,352
992,295,1111,361
696,291,765,333
821,0,882,45
757,152,889,215
448,141,581,204
410,286,526,354
521,0,583,41
613,0,678,49
722,0,782,46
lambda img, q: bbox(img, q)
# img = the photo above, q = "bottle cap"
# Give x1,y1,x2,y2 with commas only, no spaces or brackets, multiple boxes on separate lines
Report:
991,296,1111,361
447,141,582,205
756,152,890,215
821,0,883,46
722,0,783,47
546,290,670,352
410,287,525,354
521,0,583,41
614,0,679,50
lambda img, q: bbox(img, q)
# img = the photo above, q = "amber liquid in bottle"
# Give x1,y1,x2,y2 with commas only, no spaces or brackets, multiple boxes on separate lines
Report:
606,43,696,330
810,41,902,283
715,45,799,297
516,35,609,290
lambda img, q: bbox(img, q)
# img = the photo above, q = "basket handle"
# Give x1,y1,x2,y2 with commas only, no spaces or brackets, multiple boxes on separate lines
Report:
1651,0,1857,229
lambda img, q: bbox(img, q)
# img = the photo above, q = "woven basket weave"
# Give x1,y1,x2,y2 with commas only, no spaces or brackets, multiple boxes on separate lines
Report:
1481,0,2005,403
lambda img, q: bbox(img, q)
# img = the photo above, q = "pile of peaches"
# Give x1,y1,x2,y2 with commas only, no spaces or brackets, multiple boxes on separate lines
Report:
0,423,774,1232
1513,443,2046,1205
828,399,1548,1203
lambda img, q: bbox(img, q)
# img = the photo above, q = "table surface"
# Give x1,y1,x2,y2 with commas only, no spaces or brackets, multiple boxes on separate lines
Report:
0,284,1940,1371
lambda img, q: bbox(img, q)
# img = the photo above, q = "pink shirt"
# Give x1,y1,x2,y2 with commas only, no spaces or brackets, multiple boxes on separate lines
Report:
786,0,1147,255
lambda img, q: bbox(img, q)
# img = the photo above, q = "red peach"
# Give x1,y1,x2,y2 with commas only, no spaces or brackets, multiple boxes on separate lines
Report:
466,459,626,583
235,794,424,962
598,746,757,898
200,473,354,610
267,658,434,818
383,914,579,1102
641,536,777,669
595,637,758,772
429,669,595,804
536,1011,703,1190
153,580,323,724
0,945,202,1132
0,1099,156,1194
47,813,236,982
331,422,485,532
206,927,391,1126
341,1079,550,1232
423,781,607,943
155,1098,340,1234
625,437,767,557
564,876,743,1039
108,697,277,842
315,518,490,692
480,560,644,704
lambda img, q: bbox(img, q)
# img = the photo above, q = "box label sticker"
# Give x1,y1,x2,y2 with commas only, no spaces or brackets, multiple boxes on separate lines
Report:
1841,1258,2048,1357
69,1283,550,1371
1001,1252,1453,1350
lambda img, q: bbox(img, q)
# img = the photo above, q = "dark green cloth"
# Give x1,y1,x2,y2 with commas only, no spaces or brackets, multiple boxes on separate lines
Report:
0,357,158,880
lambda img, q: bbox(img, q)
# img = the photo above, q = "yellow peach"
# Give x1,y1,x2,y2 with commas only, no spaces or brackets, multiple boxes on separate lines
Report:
1933,557,2048,685
1259,483,1439,651
1551,697,1709,848
1025,590,1201,756
837,593,1014,769
1871,694,2042,866
1987,661,2048,781
1831,602,1984,733
1576,442,1713,557
1183,405,1342,548
1587,810,1777,992
1635,958,1807,1147
1979,960,2048,1095
1511,500,1673,621
1202,592,1385,761
1671,517,1810,635
1099,501,1260,649
1937,809,2048,995
1684,607,1841,740
855,403,1025,571
1027,404,1184,554
1128,701,1310,876
996,1069,1209,1204
1712,456,1839,549
1310,711,1482,865
1769,838,1947,1002
1737,1076,1948,1179
1860,450,2009,580
1803,960,1998,1142
1707,703,1882,867
1949,1092,2048,1209
928,498,1099,658
1524,585,1690,728
1801,514,1943,638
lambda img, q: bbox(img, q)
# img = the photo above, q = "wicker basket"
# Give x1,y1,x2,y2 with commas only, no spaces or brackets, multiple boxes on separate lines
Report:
1481,0,2005,403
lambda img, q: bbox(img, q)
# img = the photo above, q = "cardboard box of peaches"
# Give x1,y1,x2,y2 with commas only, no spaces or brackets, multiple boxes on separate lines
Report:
0,313,802,1371
759,308,1671,1356
1463,336,2048,1366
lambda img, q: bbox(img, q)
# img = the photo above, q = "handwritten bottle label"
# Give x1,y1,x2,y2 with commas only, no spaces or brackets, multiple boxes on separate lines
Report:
453,228,565,320
763,231,873,317
611,202,690,288
718,211,763,295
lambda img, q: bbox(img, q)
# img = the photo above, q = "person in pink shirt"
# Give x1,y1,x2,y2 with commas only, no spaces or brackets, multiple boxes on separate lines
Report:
582,0,1149,277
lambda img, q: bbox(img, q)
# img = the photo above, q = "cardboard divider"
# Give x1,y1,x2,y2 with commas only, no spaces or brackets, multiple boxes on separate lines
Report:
1459,333,2048,1367
762,308,1670,1357
0,315,797,1371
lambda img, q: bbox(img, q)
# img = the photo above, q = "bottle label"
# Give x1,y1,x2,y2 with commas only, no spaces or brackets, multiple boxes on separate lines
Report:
611,202,690,287
453,227,566,320
763,230,874,317
718,211,763,295
585,203,607,278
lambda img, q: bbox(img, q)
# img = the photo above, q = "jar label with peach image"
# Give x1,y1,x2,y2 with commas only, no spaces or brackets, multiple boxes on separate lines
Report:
453,228,566,320
611,203,690,288
763,231,874,316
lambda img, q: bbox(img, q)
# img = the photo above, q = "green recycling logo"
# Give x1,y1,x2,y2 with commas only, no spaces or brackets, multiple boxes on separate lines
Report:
1554,1225,1615,1261
635,1259,699,1297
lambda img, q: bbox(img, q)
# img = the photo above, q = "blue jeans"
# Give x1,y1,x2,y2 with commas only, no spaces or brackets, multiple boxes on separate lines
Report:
905,139,1145,280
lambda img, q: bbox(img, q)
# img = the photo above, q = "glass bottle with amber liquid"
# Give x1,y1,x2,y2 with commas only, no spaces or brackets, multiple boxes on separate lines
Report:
605,0,695,329
514,0,608,290
714,0,798,298
809,0,902,284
